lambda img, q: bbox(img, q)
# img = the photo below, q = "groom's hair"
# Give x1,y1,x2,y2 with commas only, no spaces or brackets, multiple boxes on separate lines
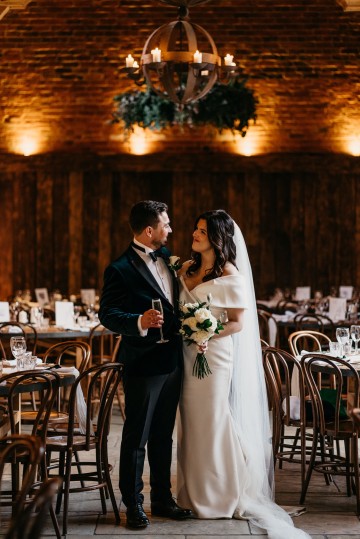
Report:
129,200,168,234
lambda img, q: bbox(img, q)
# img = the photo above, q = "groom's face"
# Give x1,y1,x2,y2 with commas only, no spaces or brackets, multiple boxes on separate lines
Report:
151,211,172,248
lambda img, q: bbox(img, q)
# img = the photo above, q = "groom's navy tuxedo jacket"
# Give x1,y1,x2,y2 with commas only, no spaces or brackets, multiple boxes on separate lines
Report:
99,244,182,377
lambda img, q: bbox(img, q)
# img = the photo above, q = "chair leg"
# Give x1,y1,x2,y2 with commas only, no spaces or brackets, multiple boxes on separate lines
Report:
353,435,360,517
344,438,352,496
55,452,65,514
62,448,74,537
300,429,318,504
101,438,121,524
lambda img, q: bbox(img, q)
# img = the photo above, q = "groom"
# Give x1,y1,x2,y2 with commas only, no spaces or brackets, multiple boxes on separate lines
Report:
99,200,193,529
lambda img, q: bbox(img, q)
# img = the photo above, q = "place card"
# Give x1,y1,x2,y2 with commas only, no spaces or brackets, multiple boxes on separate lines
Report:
328,297,347,322
80,288,96,306
0,302,10,322
55,301,74,328
339,286,353,299
35,287,50,306
294,286,311,301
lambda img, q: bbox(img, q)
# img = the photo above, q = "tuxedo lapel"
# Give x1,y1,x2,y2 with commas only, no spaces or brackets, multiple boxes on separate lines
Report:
126,246,170,304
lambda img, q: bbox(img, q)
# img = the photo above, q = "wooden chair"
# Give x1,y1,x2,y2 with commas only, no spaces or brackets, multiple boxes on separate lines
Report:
288,329,332,357
0,322,38,359
45,362,123,535
294,313,335,336
301,353,360,513
262,346,311,492
42,340,91,373
5,477,61,539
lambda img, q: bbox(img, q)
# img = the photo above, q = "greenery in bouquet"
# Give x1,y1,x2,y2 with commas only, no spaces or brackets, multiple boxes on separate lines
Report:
112,77,257,137
179,300,223,379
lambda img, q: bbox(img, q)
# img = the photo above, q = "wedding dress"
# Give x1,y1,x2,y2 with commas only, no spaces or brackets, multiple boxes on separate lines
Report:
177,223,311,539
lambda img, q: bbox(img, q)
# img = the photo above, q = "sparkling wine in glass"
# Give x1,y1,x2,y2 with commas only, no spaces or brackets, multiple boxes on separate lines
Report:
336,327,350,357
152,298,168,344
350,325,360,354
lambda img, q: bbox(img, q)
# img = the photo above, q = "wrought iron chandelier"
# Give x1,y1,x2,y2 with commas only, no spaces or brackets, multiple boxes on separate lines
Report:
121,0,240,106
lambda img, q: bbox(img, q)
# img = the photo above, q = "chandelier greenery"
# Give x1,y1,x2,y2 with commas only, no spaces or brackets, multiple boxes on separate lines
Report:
112,76,257,136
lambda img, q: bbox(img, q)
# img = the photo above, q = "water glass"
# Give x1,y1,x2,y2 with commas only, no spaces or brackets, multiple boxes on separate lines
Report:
336,327,350,357
329,342,341,357
24,354,37,370
351,324,360,354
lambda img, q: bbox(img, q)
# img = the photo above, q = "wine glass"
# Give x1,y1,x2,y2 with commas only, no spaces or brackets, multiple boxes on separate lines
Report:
10,336,27,369
73,305,82,326
152,298,168,344
350,325,360,354
34,307,43,327
336,327,350,357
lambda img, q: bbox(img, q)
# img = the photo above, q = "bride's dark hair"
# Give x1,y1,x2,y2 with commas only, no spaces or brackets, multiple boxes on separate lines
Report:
187,209,237,282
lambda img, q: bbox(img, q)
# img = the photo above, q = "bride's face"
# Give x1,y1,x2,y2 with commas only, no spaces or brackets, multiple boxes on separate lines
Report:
192,219,212,254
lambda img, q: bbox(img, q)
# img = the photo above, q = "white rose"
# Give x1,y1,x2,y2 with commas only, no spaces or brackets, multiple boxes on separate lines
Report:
208,314,218,332
183,316,198,332
194,307,212,323
182,302,199,314
169,256,180,266
192,329,211,344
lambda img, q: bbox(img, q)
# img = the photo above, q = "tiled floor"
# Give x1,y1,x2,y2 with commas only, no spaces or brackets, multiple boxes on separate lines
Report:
5,410,360,538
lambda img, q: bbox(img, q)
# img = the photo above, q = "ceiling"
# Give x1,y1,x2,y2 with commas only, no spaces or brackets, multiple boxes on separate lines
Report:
0,0,359,157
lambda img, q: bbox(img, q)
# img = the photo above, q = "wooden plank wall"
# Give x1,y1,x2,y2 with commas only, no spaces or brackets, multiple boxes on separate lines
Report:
0,153,359,301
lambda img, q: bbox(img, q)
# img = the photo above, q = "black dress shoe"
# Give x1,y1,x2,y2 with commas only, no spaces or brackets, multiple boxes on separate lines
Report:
151,498,194,520
126,502,150,529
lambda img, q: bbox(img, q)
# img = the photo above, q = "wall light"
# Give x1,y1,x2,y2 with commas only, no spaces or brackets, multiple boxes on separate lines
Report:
128,126,154,155
13,133,41,156
347,136,360,156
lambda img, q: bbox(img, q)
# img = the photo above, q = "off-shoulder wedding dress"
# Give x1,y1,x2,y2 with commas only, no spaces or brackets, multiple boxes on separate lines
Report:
177,223,311,539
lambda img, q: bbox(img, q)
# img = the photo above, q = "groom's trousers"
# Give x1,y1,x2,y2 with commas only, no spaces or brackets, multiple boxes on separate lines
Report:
119,366,181,507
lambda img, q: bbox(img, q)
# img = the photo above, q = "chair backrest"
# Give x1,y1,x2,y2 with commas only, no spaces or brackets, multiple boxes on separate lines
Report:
276,299,298,313
262,347,305,459
0,434,45,516
0,322,38,359
88,324,120,366
257,310,278,347
288,330,331,356
42,340,91,373
293,313,334,335
5,477,61,539
65,362,123,449
301,353,359,435
0,370,61,439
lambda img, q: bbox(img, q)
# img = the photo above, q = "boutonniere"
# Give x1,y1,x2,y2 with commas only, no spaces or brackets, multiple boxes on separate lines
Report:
168,256,182,272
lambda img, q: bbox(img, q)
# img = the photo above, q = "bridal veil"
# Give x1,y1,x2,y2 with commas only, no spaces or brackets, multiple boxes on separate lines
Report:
230,221,310,539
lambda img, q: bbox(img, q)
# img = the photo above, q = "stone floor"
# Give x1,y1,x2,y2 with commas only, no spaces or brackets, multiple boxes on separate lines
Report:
3,409,360,538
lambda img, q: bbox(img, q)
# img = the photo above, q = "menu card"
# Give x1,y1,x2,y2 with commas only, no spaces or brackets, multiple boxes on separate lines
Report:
55,301,74,328
35,287,50,306
328,297,347,322
295,287,311,301
339,286,353,300
0,301,10,322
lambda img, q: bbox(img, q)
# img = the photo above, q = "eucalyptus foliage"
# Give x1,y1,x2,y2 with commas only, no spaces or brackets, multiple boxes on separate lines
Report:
113,77,257,137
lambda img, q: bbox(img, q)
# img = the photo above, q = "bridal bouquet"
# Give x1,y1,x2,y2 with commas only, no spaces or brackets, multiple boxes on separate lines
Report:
179,298,223,379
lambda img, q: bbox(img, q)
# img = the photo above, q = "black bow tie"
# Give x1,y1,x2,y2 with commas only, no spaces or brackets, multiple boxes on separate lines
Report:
131,242,164,262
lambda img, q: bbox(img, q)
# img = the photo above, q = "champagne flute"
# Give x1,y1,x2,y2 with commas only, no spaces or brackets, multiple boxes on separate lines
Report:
336,327,350,358
350,325,360,354
152,298,169,344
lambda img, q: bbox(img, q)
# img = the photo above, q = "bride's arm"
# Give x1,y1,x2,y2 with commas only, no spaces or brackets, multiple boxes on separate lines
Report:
213,308,244,339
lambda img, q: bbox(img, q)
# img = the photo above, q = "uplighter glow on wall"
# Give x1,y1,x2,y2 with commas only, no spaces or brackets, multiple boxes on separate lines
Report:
128,126,154,155
347,136,360,156
233,131,260,156
14,133,41,156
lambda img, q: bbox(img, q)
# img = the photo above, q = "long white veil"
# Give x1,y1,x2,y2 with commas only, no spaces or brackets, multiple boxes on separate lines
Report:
230,222,311,539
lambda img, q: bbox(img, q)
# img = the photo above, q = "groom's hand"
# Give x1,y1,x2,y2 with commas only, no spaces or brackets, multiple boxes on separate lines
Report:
141,308,164,330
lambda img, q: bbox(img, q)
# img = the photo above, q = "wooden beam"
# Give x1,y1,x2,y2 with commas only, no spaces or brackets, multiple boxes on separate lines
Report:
0,1,31,20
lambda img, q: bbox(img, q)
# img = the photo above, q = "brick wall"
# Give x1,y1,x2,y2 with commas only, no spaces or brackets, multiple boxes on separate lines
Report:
0,0,359,156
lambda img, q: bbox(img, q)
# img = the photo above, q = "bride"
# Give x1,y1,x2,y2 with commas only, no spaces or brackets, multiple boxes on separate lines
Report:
177,209,310,539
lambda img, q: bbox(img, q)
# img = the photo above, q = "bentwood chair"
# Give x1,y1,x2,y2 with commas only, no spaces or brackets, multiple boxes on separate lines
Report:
43,340,91,374
294,313,335,336
45,362,123,535
288,330,332,357
300,354,360,514
5,477,61,539
262,346,311,492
